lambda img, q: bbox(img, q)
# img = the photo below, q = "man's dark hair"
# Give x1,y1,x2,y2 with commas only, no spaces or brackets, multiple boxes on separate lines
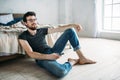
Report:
23,11,36,22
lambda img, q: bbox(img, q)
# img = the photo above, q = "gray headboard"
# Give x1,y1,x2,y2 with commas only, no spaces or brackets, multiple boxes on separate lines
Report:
0,13,24,18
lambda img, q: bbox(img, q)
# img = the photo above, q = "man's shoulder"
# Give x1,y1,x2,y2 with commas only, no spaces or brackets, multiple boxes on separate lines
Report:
18,30,28,39
37,27,49,35
19,30,28,35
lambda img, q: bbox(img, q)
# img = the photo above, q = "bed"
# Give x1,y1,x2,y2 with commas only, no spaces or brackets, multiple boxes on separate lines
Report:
0,13,71,62
0,13,26,62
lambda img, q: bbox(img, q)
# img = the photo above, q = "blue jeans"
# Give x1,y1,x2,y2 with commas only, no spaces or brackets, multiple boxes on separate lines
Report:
36,28,80,78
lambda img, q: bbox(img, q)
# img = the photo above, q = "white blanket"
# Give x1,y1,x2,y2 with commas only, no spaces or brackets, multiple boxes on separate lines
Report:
0,27,26,56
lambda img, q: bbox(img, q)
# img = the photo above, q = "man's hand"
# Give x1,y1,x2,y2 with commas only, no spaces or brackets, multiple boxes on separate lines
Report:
46,53,60,60
74,24,82,32
69,24,82,32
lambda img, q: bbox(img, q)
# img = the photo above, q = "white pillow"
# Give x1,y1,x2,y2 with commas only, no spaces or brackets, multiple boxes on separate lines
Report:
12,21,26,28
0,14,14,24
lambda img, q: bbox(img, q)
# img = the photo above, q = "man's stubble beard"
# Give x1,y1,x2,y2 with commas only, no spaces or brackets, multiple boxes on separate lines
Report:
28,26,37,30
27,24,37,30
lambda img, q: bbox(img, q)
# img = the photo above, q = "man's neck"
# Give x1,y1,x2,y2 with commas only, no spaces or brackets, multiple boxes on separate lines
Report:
28,29,37,35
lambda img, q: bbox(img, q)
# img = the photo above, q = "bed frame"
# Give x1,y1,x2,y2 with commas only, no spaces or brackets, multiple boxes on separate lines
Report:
0,13,24,18
0,13,25,62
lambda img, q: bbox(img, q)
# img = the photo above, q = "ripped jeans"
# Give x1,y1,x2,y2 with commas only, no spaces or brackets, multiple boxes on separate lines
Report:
36,28,80,78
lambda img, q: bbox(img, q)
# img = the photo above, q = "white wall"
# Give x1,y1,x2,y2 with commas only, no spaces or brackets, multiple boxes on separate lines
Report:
0,0,59,24
0,0,96,37
72,0,96,37
59,0,96,37
58,0,73,24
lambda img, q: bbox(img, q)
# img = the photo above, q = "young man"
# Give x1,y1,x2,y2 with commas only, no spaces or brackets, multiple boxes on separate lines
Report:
18,11,96,78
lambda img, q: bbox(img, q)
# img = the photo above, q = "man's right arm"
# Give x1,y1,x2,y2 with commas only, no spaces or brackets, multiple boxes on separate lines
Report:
19,39,60,60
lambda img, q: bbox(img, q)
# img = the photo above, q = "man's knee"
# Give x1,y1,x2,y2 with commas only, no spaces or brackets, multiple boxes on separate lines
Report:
66,28,75,33
36,60,68,78
65,28,77,36
55,69,68,78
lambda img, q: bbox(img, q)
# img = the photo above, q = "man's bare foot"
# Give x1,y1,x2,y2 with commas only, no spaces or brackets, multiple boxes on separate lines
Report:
79,58,96,65
68,58,79,66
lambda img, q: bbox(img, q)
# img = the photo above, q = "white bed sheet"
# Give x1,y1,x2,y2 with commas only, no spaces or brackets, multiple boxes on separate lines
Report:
0,27,26,56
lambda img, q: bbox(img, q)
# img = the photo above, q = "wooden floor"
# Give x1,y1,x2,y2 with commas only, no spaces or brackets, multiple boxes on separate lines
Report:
0,38,120,80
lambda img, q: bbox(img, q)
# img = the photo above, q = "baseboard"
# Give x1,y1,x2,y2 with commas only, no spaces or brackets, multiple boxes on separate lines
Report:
0,54,25,62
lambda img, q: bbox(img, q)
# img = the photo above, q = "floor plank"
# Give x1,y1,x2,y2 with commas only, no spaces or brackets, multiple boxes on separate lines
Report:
1,38,120,80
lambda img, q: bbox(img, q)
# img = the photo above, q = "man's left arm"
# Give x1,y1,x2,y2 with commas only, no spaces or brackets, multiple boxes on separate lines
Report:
48,24,82,34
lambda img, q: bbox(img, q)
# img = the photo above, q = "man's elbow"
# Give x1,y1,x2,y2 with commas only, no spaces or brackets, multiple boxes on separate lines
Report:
26,51,34,58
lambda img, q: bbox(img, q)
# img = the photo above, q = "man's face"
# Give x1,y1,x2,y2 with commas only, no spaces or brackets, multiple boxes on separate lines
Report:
25,16,37,30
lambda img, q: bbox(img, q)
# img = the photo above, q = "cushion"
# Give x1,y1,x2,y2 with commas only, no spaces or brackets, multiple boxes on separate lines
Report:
12,20,26,28
0,17,23,26
0,14,14,24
